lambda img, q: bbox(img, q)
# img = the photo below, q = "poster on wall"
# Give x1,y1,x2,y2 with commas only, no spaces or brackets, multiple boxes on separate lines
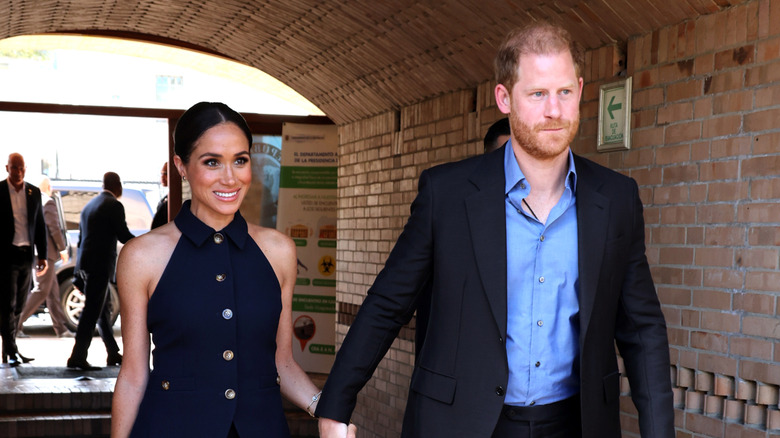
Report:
241,135,282,228
278,123,338,373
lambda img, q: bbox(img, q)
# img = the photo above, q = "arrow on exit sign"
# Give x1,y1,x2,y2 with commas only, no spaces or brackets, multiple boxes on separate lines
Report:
607,96,622,119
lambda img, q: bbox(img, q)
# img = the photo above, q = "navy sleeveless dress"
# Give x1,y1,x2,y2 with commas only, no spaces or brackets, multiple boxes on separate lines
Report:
130,201,290,437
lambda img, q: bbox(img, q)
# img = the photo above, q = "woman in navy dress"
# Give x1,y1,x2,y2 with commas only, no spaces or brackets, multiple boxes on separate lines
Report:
111,102,331,437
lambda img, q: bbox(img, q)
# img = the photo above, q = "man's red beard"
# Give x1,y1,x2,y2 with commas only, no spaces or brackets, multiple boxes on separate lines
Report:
510,113,579,160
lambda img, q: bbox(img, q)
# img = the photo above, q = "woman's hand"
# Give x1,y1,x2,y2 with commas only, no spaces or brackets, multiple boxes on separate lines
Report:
318,417,357,438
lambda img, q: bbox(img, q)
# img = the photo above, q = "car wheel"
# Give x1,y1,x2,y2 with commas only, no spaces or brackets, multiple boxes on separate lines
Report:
59,276,120,333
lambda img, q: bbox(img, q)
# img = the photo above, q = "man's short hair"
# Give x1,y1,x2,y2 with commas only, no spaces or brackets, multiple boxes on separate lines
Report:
103,172,122,192
484,118,510,153
494,23,585,91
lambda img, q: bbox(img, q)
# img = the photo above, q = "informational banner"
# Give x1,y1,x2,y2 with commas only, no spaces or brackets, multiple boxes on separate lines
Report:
241,135,282,228
278,123,338,373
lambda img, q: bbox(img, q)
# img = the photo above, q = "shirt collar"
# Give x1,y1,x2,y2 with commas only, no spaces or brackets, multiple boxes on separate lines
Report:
174,200,248,249
503,140,578,195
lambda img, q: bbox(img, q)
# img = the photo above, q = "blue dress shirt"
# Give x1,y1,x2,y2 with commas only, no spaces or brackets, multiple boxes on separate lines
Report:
503,142,580,406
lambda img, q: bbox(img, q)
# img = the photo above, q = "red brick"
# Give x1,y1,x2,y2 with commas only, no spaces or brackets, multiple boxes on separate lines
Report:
751,178,780,200
657,102,693,125
665,122,702,144
743,315,780,339
712,90,753,114
742,156,780,178
690,184,707,203
662,306,682,326
738,202,780,223
632,126,665,149
711,137,751,158
714,45,755,71
668,80,703,102
631,108,656,129
691,331,729,353
653,266,685,286
683,268,703,287
663,164,699,184
693,96,713,119
706,70,745,94
748,226,780,246
668,327,690,347
697,204,735,223
695,247,734,268
745,108,780,132
701,310,740,332
734,292,776,315
704,226,745,246
753,132,780,155
703,114,742,138
654,186,688,204
693,289,732,310
746,271,780,292
657,286,691,307
694,52,715,76
707,181,749,202
697,352,737,377
632,87,664,109
725,423,774,438
661,205,696,224
653,226,686,245
740,360,780,386
731,337,773,361
703,269,743,289
630,167,662,186
681,309,701,328
745,60,780,87
736,248,779,270
757,36,780,63
635,67,660,89
687,227,704,245
660,247,694,265
699,160,739,181
655,144,690,165
755,83,780,108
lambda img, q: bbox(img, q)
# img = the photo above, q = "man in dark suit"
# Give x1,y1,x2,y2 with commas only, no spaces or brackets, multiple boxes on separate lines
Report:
318,23,673,437
150,162,168,229
0,153,47,366
67,171,134,371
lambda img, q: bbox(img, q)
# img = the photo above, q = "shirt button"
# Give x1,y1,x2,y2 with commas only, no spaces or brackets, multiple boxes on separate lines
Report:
223,350,234,361
539,276,545,283
535,361,541,367
498,336,503,344
529,401,536,406
216,273,226,282
213,233,224,244
540,235,545,242
495,386,505,396
225,389,236,399
161,380,170,390
222,309,233,320
520,183,526,189
276,375,281,385
537,320,543,327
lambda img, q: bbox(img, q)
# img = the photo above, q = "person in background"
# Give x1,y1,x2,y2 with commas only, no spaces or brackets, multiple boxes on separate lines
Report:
17,176,74,338
111,102,352,438
66,171,133,371
317,23,672,438
484,117,511,154
151,162,168,229
0,153,47,366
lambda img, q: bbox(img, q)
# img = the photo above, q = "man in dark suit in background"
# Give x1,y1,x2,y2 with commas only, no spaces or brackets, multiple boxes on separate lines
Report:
484,117,511,154
318,23,673,437
67,171,134,370
150,162,168,229
0,152,47,366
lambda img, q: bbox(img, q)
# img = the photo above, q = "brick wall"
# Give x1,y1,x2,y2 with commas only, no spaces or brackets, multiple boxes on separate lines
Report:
334,1,780,436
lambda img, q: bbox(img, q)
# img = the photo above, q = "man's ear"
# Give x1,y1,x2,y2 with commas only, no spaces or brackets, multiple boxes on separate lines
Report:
495,84,511,114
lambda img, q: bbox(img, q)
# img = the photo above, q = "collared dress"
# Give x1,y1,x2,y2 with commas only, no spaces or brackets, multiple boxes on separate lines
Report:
130,201,290,437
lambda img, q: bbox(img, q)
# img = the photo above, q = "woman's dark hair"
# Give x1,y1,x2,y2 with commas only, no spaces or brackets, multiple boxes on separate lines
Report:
173,102,253,163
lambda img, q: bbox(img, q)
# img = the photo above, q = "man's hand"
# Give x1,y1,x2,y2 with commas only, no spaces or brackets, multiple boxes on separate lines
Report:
319,417,357,438
35,259,48,277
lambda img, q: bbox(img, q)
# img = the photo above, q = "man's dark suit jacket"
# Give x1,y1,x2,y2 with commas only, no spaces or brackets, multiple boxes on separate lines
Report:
0,180,47,263
76,191,134,276
317,148,674,437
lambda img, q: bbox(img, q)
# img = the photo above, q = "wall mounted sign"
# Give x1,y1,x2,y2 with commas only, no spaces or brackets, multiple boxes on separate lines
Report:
597,77,632,152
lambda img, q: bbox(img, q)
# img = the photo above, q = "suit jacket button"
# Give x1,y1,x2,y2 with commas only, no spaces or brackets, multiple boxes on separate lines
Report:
223,350,234,361
225,389,236,399
161,380,170,390
495,386,505,396
213,233,224,244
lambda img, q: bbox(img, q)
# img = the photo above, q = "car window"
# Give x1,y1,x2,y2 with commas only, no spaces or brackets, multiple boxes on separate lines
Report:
58,189,152,232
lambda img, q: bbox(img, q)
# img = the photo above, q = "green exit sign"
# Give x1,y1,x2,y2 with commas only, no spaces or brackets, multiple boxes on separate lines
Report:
598,77,632,152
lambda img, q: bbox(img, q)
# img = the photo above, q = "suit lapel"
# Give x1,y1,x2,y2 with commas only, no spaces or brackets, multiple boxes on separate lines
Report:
465,150,508,336
574,156,610,344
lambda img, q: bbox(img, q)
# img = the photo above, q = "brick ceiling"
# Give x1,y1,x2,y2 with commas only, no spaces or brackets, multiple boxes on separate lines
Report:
1,0,748,124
